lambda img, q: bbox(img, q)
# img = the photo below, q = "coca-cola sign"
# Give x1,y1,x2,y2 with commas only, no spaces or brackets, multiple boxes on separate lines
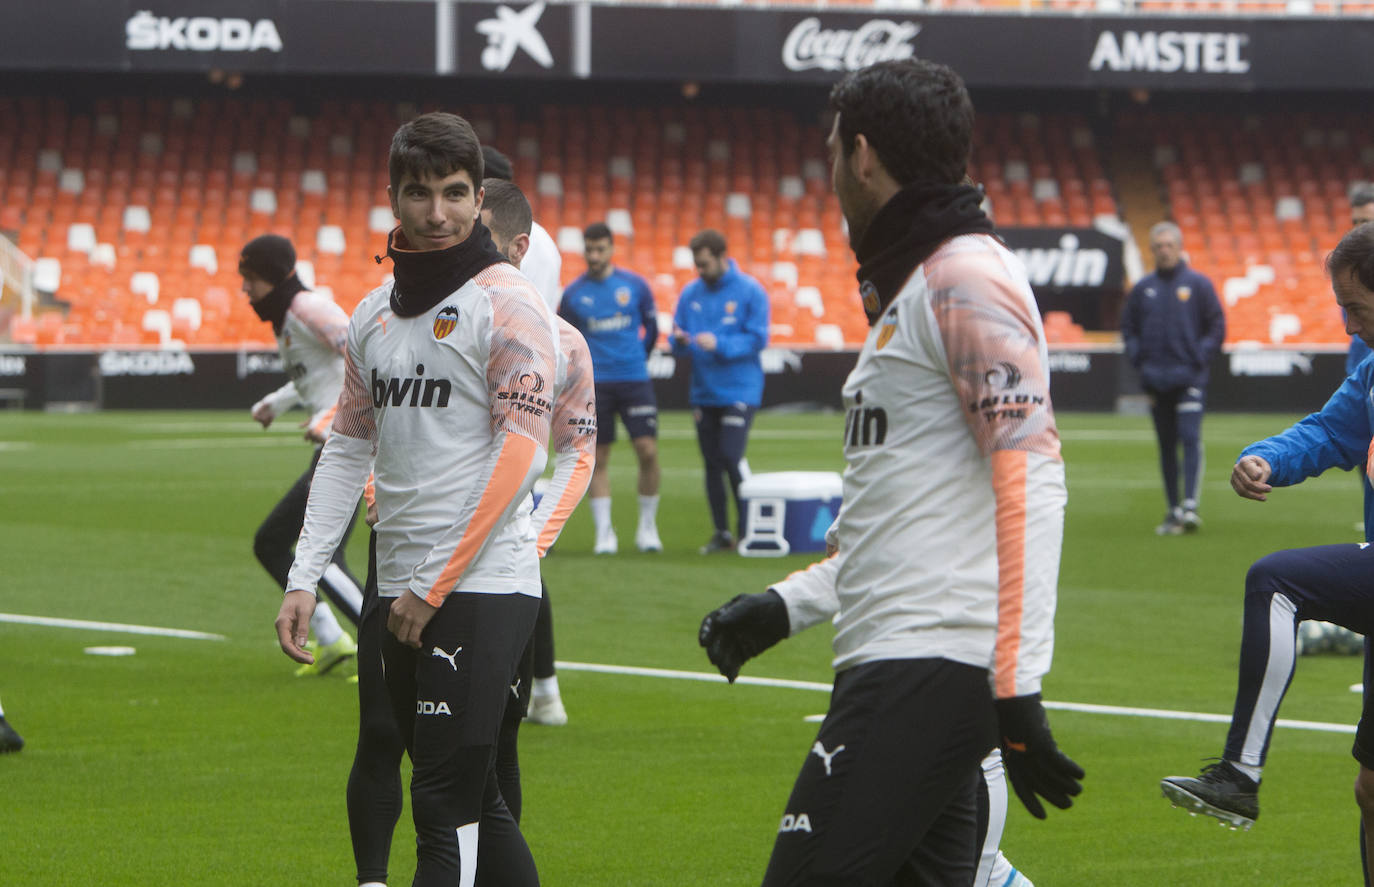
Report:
781,17,921,72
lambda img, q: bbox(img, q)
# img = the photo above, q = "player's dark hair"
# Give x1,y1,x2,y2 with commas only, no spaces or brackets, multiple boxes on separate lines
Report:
827,59,973,188
689,229,727,257
389,112,483,193
1326,222,1374,291
1351,187,1374,210
481,178,532,243
481,145,514,182
583,222,613,243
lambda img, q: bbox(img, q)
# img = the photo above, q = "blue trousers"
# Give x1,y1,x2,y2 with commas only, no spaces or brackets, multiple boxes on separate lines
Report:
1224,544,1374,769
1147,385,1205,511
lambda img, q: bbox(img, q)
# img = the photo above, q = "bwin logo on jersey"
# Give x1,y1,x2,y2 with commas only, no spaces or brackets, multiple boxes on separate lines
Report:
371,365,452,408
778,813,813,833
433,306,459,340
417,700,453,716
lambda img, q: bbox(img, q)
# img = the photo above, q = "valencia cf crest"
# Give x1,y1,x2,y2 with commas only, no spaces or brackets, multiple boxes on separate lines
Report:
876,308,898,350
725,301,737,315
860,280,880,315
615,287,631,307
433,306,459,339
283,332,292,347
1176,286,1192,303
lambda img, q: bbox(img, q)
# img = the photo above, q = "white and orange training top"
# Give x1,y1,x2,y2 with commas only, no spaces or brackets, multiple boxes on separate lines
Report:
254,290,349,440
531,316,596,557
770,233,1067,700
287,263,557,604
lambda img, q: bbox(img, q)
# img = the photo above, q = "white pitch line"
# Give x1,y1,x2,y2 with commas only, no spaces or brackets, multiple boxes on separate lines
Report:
1043,699,1356,735
556,660,1356,735
0,612,226,641
131,437,300,449
557,660,833,692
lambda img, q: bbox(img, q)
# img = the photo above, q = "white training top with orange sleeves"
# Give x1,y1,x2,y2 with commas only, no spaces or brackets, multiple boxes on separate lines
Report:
253,290,349,439
531,316,596,557
287,263,558,604
770,233,1066,700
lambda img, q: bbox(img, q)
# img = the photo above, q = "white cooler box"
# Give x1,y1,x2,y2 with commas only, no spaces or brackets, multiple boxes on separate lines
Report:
737,471,843,557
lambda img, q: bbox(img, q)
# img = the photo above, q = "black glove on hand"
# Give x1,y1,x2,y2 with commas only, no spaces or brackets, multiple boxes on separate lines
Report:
995,692,1084,819
698,590,789,683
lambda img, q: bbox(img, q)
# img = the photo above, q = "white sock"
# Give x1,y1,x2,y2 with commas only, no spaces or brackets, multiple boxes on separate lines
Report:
638,494,659,526
360,883,387,887
310,602,343,647
590,497,612,534
532,675,560,699
0,694,6,718
1231,760,1262,782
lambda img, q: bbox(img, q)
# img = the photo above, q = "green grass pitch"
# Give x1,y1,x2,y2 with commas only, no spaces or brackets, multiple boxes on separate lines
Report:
1,408,1369,885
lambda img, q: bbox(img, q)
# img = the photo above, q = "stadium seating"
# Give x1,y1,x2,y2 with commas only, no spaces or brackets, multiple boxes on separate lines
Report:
0,94,1119,349
1123,110,1361,345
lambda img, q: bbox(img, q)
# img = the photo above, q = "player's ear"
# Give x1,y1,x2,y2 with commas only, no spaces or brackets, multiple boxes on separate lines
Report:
512,233,530,267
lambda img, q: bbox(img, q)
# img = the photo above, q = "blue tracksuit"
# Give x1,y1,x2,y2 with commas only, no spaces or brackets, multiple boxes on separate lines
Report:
671,260,770,407
1121,262,1225,393
1220,362,1374,789
1242,359,1374,533
559,268,657,383
1122,261,1225,513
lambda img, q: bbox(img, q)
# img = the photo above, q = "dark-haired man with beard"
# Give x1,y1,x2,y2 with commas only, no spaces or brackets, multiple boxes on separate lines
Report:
699,60,1082,886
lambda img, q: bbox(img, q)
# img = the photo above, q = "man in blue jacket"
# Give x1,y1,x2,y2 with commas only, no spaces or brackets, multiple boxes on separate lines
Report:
1121,221,1226,535
1161,223,1374,884
672,229,770,554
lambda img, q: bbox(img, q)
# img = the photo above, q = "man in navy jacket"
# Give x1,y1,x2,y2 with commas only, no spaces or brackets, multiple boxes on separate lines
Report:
1121,221,1225,535
672,229,770,553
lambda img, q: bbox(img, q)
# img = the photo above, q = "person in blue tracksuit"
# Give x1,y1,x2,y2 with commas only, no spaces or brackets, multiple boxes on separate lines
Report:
1121,221,1226,535
560,221,663,556
1160,223,1374,885
671,229,770,554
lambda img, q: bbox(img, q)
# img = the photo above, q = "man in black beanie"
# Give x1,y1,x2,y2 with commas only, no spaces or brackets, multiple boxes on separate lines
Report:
240,233,363,676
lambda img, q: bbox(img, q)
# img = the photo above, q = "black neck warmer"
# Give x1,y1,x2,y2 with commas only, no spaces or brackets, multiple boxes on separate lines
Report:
854,182,997,325
382,222,508,318
251,274,307,333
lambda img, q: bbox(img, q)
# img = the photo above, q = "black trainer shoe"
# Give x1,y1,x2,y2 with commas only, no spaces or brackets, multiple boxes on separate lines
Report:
0,716,24,753
699,530,735,555
1161,759,1258,830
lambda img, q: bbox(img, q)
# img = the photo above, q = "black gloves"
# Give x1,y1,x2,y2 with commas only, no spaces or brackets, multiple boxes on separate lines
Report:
995,692,1084,819
698,590,790,682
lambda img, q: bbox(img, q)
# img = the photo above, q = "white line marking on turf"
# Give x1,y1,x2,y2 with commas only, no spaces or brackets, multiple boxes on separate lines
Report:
0,612,226,641
130,437,300,449
557,660,832,692
0,442,36,451
557,660,1356,735
1042,699,1355,735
